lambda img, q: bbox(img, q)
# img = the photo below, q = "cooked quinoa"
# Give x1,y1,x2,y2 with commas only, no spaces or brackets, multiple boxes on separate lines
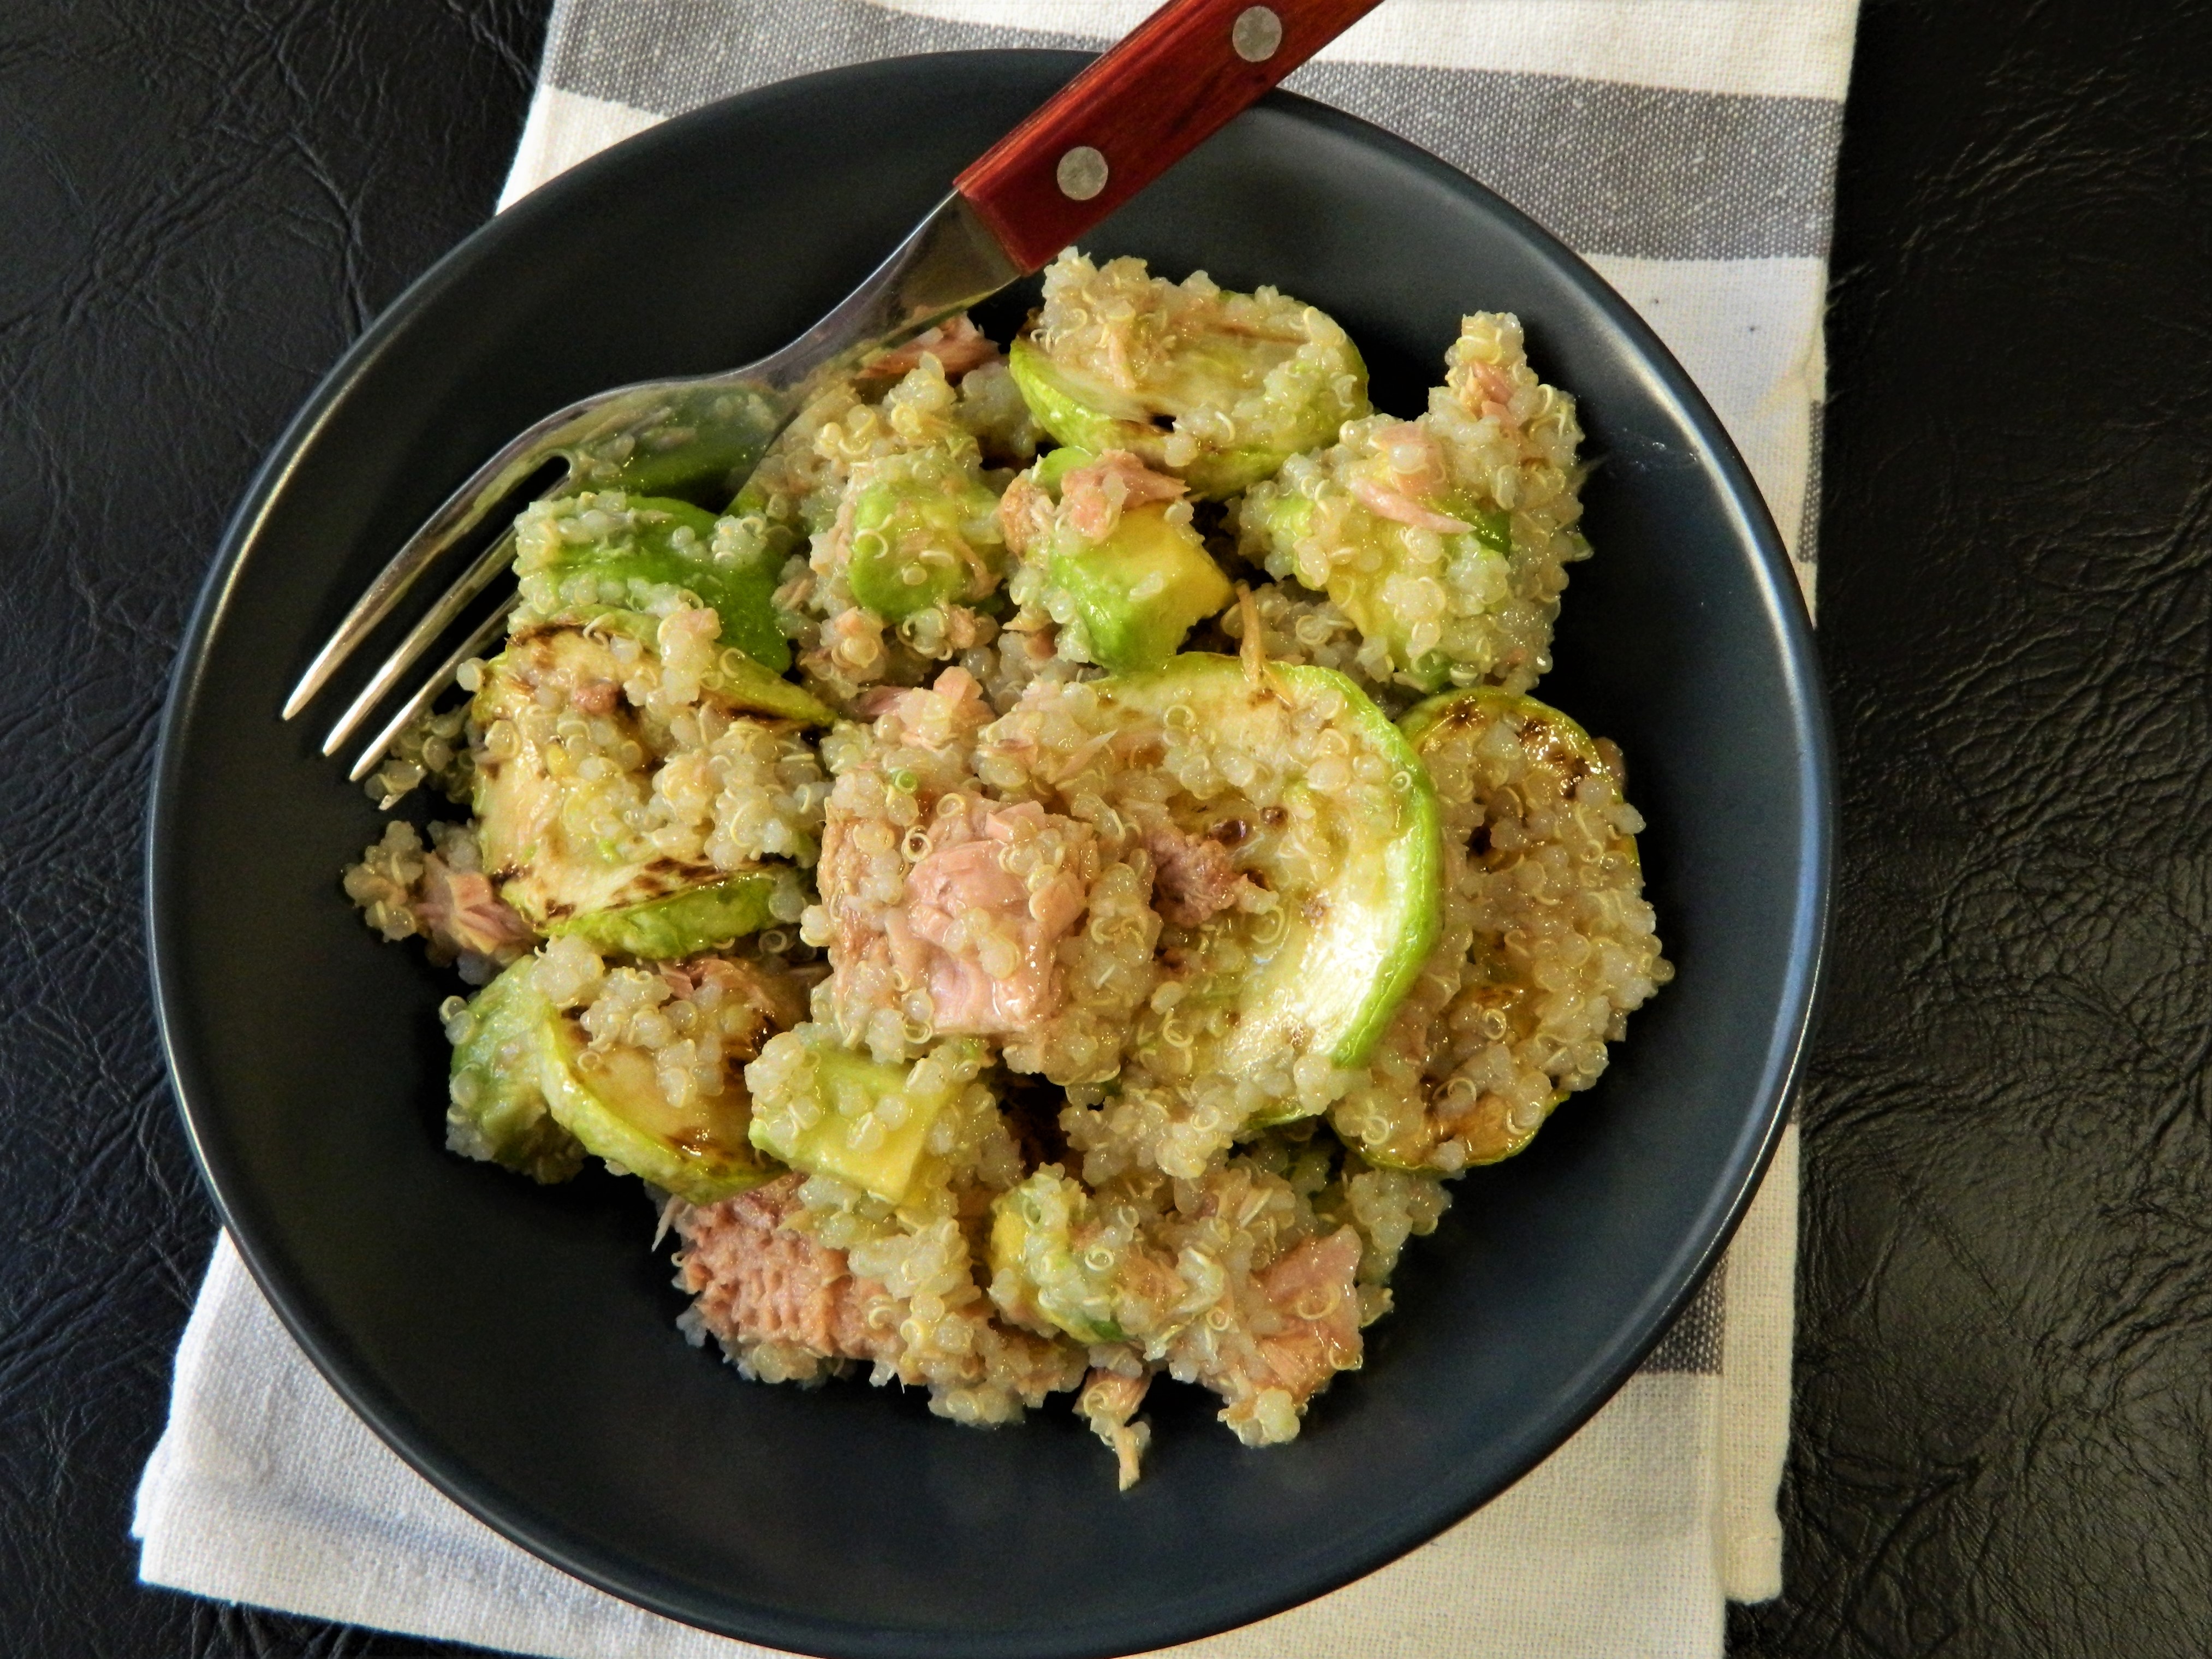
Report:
1236,312,1590,697
342,251,1667,1486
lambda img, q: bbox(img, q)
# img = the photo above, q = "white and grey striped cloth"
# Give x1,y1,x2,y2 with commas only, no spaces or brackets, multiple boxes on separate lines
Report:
136,4,1851,1654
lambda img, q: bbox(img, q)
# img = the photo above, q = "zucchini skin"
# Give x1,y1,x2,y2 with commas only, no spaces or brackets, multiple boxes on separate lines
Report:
444,957,583,1184
1098,653,1441,1082
540,1012,778,1204
547,871,787,960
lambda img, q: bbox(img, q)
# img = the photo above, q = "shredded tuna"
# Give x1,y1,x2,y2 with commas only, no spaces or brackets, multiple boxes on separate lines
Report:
996,470,1056,560
1061,449,1186,542
881,666,994,748
1166,1222,1365,1446
713,958,814,1031
676,1174,893,1362
1250,1226,1364,1403
1077,1367,1153,1491
1349,422,1471,532
1235,582,1293,705
861,316,1000,383
1080,1366,1149,1422
570,677,621,716
657,956,809,1033
1144,822,1258,928
413,855,534,964
1453,359,1520,426
1349,477,1472,534
888,799,1093,1035
939,604,995,653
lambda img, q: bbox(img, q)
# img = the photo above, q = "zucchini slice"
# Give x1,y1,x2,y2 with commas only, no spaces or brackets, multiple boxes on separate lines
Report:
1007,252,1369,500
1398,684,1607,762
1330,688,1670,1172
980,652,1439,1145
546,869,797,960
539,1008,778,1203
472,625,824,929
1108,655,1438,1088
443,957,582,1183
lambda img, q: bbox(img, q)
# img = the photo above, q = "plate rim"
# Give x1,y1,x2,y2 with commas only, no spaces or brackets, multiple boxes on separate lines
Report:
146,47,1832,1659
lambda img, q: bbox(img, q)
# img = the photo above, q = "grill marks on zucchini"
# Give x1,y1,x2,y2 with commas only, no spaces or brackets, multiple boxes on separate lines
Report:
471,623,823,942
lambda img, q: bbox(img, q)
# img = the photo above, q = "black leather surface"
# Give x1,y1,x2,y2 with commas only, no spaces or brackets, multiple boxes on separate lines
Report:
0,3,544,1655
1,1,2207,1656
1731,2,2212,1655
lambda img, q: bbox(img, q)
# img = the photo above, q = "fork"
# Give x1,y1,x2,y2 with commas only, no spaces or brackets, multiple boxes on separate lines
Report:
284,0,1387,778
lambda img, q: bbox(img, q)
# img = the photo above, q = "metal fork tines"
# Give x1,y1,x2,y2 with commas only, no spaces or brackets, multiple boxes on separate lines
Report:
347,603,515,784
282,192,1020,780
317,524,522,760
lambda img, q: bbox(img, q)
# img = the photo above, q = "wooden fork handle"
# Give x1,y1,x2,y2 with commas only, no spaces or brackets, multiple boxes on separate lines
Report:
954,0,1387,273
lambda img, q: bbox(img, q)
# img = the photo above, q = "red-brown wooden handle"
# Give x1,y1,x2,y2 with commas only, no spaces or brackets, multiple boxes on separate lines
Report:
954,0,1386,273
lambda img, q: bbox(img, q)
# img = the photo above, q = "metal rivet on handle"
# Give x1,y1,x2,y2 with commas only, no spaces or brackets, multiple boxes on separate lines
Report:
1232,5,1282,62
1056,145,1109,201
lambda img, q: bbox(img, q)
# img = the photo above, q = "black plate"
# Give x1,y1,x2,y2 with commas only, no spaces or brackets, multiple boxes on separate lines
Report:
148,50,1828,1659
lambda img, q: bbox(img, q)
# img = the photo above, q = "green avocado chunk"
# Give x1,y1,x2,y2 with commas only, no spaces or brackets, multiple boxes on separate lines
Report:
987,1167,1127,1345
1093,655,1441,1111
1030,451,1234,673
841,451,1008,621
512,491,790,671
1240,449,1514,693
444,956,583,1184
546,870,794,960
538,1010,778,1203
745,1027,985,1206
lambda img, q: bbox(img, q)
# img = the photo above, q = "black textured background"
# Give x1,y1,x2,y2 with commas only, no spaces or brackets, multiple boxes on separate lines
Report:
1,1,2207,1655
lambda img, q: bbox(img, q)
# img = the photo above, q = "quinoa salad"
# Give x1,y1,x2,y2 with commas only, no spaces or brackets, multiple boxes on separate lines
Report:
344,250,1671,1486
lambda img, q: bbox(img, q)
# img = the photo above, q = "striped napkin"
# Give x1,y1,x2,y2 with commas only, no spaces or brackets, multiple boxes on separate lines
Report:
137,3,1852,1654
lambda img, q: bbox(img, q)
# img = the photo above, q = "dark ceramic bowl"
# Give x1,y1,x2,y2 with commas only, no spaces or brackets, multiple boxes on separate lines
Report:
149,50,1828,1659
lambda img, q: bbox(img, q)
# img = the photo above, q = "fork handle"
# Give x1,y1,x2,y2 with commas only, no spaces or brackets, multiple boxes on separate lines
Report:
953,0,1386,273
